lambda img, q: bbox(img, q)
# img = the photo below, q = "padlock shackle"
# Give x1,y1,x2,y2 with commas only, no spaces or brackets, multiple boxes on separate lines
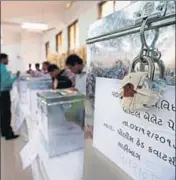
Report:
156,60,165,79
130,56,155,80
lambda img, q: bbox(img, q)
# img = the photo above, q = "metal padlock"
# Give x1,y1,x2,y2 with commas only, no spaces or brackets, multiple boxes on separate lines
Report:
120,56,162,112
130,55,165,80
130,55,155,80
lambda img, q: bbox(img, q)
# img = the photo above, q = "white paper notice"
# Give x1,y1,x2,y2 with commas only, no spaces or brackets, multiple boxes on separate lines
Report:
39,113,48,142
29,90,41,122
20,129,40,169
93,77,175,180
14,104,26,131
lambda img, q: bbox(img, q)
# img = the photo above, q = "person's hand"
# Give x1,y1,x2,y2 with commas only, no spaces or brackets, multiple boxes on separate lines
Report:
68,87,78,91
53,79,58,90
16,71,20,78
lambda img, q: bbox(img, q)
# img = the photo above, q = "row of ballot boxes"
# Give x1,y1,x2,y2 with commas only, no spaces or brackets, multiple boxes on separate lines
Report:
12,75,85,179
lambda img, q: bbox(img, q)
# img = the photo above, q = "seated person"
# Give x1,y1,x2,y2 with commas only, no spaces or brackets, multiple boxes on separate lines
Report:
26,64,33,74
48,64,72,89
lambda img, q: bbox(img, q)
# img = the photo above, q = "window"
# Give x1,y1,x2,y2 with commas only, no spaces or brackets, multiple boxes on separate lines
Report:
45,42,50,58
68,20,78,51
99,1,130,18
56,32,62,53
99,1,114,18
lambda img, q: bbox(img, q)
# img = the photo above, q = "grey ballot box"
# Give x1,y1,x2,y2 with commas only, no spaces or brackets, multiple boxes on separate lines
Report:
17,76,52,107
14,76,52,135
37,89,85,158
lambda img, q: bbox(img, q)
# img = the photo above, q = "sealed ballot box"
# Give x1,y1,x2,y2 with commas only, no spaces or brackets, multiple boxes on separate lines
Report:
37,89,85,158
16,76,52,121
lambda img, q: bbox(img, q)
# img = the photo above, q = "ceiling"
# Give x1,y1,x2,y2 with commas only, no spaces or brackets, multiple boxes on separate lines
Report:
1,1,99,33
1,1,72,31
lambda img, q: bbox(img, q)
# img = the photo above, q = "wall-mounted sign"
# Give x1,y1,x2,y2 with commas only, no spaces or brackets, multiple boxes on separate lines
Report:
93,77,175,180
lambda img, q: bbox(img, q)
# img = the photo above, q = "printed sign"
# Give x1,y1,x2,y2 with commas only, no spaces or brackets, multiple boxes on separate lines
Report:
93,77,175,180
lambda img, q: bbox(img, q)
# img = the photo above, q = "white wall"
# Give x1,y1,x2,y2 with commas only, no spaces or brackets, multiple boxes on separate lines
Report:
1,27,23,73
44,1,99,54
21,31,44,66
1,26,44,73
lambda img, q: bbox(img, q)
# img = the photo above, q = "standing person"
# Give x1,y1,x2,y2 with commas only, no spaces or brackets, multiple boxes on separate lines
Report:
65,54,86,129
26,63,33,74
36,61,51,78
65,54,86,95
32,61,51,78
48,64,72,89
0,53,20,140
62,68,76,87
65,54,84,74
42,61,50,74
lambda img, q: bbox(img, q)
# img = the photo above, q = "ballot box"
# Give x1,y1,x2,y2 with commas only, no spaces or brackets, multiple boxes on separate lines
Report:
84,1,176,180
13,76,52,137
17,76,52,120
37,89,85,158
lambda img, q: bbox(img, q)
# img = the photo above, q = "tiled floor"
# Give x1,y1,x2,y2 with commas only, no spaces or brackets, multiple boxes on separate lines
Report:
1,137,34,180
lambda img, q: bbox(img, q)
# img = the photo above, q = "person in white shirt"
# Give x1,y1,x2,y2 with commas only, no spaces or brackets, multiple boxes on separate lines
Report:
31,63,41,77
31,62,51,78
65,54,86,95
65,54,86,128
40,61,51,78
75,66,87,95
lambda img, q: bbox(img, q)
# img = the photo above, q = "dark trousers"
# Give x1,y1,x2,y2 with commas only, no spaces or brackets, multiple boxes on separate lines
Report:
0,91,14,137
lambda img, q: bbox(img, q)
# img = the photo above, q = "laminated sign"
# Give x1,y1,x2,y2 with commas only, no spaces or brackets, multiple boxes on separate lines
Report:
93,77,175,180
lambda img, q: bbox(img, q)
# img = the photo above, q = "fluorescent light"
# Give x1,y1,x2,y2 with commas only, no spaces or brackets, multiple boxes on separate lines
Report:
21,22,48,30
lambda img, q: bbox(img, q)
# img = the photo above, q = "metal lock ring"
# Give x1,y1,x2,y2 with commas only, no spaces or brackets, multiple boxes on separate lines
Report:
155,59,165,79
139,18,161,62
130,55,155,80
